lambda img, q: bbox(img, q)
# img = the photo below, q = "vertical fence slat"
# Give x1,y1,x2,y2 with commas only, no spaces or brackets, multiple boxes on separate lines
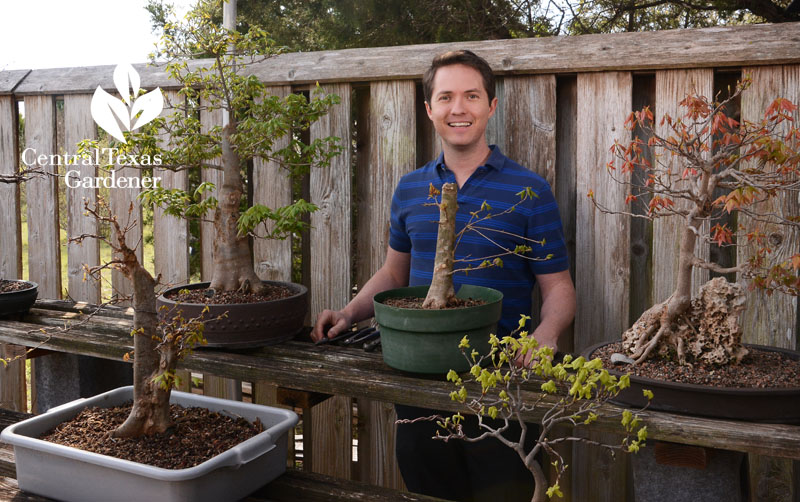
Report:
200,106,224,283
153,91,190,288
357,399,406,490
0,96,21,279
0,96,25,411
253,85,293,282
354,80,416,488
652,70,713,303
310,82,352,321
504,75,557,185
63,94,100,304
307,82,354,479
486,78,506,152
740,63,800,502
573,71,633,502
24,95,61,299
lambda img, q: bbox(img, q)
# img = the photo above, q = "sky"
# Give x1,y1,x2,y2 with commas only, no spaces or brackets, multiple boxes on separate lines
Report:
2,0,195,71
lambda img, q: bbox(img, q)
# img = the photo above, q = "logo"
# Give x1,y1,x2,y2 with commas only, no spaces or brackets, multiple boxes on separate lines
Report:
91,63,164,143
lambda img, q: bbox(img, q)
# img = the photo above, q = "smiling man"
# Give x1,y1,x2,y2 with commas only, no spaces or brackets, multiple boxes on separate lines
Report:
312,50,575,501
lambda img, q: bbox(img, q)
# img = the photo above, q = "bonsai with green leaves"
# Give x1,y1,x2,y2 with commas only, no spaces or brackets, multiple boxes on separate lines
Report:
401,315,651,502
85,0,341,296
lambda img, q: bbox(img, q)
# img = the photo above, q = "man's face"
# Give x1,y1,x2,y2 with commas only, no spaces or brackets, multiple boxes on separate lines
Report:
425,64,497,151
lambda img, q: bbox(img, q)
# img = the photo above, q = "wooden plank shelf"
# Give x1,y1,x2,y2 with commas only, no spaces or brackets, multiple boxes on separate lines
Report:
0,300,798,461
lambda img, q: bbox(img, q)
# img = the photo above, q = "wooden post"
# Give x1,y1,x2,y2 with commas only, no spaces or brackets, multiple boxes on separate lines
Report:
739,63,800,502
573,71,633,502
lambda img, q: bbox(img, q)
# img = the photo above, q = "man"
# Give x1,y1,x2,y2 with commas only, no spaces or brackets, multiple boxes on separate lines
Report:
312,50,575,501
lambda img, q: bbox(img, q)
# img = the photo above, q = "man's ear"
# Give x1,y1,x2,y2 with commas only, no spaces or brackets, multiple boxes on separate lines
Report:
424,100,433,120
488,97,498,119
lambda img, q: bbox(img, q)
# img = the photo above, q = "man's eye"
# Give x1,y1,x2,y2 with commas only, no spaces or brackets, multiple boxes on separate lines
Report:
468,94,479,100
439,96,450,101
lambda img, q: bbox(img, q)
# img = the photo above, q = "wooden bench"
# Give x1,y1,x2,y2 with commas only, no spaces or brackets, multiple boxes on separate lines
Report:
0,407,446,502
0,300,797,461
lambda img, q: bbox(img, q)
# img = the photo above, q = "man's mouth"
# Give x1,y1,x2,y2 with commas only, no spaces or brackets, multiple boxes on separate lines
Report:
448,122,472,127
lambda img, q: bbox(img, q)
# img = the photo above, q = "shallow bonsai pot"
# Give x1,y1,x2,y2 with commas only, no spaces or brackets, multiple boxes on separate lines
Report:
583,341,800,424
373,284,503,374
0,386,298,502
157,281,308,348
0,280,38,319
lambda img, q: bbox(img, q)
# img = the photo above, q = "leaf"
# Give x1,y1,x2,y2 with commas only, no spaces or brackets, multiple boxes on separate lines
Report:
131,87,165,130
113,63,140,105
91,86,130,143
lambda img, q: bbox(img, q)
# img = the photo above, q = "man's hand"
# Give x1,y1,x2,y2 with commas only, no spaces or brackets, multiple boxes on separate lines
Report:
311,309,352,342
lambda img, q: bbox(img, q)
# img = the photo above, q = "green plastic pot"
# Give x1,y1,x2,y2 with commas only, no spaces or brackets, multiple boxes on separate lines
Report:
373,284,503,374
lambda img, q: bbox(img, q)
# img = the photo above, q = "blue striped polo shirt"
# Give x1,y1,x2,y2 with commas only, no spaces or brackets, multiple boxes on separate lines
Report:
389,145,569,336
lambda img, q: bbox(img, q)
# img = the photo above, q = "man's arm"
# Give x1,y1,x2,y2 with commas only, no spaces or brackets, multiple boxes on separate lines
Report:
311,248,410,342
531,269,576,350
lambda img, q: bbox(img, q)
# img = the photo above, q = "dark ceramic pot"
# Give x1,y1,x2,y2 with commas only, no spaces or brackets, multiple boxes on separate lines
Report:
157,281,308,349
0,280,38,319
373,284,503,374
583,341,800,424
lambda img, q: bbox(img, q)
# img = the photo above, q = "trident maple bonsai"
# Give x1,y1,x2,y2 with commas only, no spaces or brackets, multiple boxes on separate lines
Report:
88,0,340,297
591,79,799,365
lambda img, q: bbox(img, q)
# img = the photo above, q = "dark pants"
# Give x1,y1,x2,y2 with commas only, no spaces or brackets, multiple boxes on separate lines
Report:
395,404,537,502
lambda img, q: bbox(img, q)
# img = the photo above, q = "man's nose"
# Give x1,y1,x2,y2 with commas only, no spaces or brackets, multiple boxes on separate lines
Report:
450,95,467,114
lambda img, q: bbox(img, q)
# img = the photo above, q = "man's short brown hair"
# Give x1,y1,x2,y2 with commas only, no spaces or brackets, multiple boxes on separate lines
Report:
422,50,496,104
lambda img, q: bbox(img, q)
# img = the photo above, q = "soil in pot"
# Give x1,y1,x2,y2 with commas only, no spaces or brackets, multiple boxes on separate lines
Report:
40,402,264,469
165,284,292,304
593,341,800,389
0,280,34,293
382,296,486,309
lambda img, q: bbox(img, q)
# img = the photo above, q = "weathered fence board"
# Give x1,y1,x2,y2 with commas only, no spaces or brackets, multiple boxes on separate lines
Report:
200,106,224,283
573,71,633,502
740,63,800,502
0,96,21,279
310,82,352,319
63,94,100,304
8,24,800,94
504,75,557,186
357,399,406,490
253,86,293,282
153,91,190,288
651,69,714,303
23,95,61,299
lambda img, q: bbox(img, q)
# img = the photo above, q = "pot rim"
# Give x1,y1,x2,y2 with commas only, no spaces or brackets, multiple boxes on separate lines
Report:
157,280,307,308
0,279,38,294
584,341,800,395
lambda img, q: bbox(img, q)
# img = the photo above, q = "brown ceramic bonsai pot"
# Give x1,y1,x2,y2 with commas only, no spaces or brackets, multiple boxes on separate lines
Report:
0,280,38,319
583,341,800,424
157,281,308,349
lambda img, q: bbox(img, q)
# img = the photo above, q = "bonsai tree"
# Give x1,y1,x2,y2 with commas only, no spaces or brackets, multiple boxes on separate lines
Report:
86,0,341,296
422,182,545,308
72,199,210,437
400,317,651,502
590,79,799,365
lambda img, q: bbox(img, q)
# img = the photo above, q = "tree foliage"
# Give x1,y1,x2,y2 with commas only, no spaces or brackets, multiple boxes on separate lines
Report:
148,0,799,52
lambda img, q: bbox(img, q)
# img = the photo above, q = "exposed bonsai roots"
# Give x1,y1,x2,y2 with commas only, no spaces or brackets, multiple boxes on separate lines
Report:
623,277,749,366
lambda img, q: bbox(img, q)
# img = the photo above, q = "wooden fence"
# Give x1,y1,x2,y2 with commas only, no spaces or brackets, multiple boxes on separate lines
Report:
1,21,799,500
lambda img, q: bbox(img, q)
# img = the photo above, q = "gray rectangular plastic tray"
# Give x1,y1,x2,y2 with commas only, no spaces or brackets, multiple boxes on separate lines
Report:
0,386,298,502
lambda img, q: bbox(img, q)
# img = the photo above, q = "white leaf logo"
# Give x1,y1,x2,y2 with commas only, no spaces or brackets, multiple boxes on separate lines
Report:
90,63,164,143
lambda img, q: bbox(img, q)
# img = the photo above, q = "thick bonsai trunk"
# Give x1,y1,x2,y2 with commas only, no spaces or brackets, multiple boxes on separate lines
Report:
423,183,458,309
528,458,548,502
209,122,266,295
113,248,175,438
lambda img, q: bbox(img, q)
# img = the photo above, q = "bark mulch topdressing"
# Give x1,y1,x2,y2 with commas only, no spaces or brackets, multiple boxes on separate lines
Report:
383,296,486,309
40,403,264,470
0,280,33,294
166,284,292,304
593,342,800,389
